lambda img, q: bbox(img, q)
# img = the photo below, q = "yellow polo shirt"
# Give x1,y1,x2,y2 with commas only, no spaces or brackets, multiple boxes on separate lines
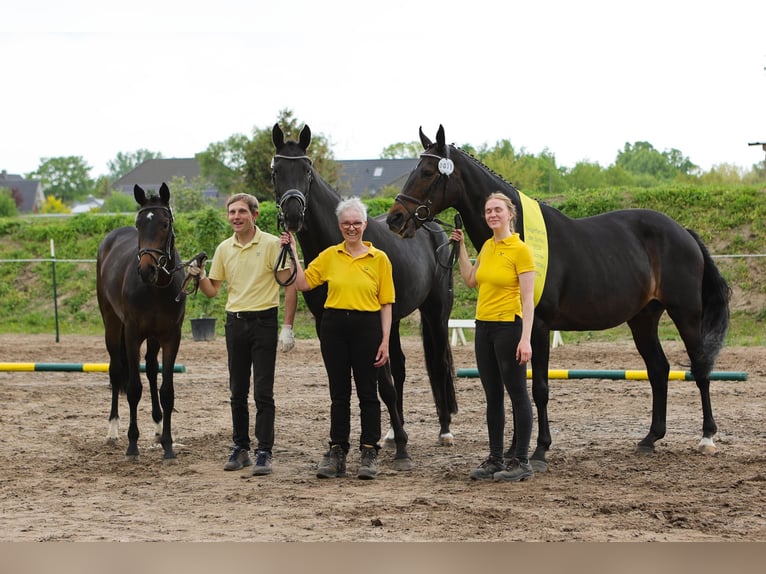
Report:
474,233,535,321
304,241,395,311
208,227,288,312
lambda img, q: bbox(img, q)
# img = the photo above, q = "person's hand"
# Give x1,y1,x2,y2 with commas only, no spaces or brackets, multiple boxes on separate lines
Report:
279,324,295,353
188,260,205,279
449,229,464,244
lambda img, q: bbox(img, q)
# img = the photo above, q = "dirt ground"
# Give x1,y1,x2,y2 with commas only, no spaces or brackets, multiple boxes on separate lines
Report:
1,332,764,542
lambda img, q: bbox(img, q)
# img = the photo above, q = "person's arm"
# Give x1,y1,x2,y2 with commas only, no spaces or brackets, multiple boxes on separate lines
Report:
450,229,478,288
374,303,392,367
516,270,535,365
280,232,311,291
188,260,222,297
278,283,298,353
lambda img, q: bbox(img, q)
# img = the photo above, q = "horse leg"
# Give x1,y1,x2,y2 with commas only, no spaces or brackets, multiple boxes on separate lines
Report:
383,327,406,443
378,360,411,470
628,306,669,453
525,325,551,472
158,334,180,463
669,309,718,454
104,321,124,442
419,297,458,446
145,338,162,443
123,333,144,461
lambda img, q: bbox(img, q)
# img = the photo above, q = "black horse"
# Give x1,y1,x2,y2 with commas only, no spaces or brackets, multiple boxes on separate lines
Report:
386,125,732,471
271,124,458,465
96,183,186,463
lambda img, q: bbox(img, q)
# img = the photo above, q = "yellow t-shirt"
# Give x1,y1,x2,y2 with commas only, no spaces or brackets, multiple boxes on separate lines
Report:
208,227,288,312
304,241,395,311
474,233,535,322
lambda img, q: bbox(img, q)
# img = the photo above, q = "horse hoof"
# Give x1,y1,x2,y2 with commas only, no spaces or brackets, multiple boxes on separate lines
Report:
125,454,139,462
439,433,454,447
530,458,548,473
698,437,716,455
163,456,179,465
635,444,655,455
392,457,413,471
154,433,162,444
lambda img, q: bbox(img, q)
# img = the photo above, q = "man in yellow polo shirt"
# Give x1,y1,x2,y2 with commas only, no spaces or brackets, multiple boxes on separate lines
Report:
190,193,297,476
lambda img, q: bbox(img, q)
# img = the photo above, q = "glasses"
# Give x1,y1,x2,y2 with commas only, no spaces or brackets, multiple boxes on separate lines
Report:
340,221,364,230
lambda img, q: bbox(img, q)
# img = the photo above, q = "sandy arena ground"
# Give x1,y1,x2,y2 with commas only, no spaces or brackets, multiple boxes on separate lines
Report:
1,333,764,542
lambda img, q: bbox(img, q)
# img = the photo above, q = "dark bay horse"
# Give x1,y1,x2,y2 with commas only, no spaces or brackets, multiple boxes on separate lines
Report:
97,183,186,463
271,124,458,465
386,125,732,471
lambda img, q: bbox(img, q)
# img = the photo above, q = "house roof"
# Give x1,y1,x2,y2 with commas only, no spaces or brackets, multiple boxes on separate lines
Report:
336,159,418,197
112,158,205,194
0,171,44,213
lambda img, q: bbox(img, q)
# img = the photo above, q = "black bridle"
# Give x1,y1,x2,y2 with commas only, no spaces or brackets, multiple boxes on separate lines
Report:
271,154,313,286
136,205,180,288
394,150,462,267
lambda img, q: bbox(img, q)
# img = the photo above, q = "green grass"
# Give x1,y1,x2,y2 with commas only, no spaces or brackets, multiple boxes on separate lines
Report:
1,185,764,346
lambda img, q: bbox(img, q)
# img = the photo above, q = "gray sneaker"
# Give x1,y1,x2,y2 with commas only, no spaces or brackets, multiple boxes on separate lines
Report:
357,445,378,480
252,449,272,476
223,446,252,471
469,457,506,480
493,459,534,482
317,445,347,478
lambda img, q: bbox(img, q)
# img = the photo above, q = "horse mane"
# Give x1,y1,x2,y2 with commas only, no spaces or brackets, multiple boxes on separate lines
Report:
451,144,547,206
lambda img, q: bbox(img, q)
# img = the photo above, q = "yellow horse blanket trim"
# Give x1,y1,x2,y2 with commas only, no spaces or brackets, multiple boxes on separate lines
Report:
519,191,548,305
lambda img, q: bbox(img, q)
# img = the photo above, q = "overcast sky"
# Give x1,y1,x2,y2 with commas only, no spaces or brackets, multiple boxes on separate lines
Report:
3,0,765,178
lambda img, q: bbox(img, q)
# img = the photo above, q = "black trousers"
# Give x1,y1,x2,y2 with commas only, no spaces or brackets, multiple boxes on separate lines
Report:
474,319,533,462
319,308,382,452
225,308,278,453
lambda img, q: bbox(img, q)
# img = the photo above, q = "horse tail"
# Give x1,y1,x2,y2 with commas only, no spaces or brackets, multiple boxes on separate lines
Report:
688,228,732,377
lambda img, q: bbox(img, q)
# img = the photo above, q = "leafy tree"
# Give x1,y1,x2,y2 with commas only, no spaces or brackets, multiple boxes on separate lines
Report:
0,187,18,217
615,141,696,183
101,192,137,213
380,142,421,159
41,195,71,214
566,161,607,191
197,108,338,202
166,175,216,213
28,156,94,202
107,149,163,180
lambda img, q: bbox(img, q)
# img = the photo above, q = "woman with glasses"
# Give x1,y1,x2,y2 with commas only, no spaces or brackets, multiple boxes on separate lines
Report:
281,197,395,480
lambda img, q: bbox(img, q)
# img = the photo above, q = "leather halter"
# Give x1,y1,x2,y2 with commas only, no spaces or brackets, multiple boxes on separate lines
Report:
393,150,452,225
271,154,312,233
135,204,178,287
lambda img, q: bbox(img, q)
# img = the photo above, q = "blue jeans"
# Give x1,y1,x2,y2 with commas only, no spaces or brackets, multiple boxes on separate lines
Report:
474,319,532,461
319,309,382,452
225,308,278,453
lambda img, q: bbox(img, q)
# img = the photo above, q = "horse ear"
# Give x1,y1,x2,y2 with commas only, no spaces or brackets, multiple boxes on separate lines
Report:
134,184,147,206
272,123,284,149
419,126,432,150
299,124,311,151
436,124,446,148
159,182,170,204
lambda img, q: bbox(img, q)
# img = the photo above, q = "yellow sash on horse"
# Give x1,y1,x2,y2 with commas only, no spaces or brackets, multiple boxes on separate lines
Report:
519,191,548,305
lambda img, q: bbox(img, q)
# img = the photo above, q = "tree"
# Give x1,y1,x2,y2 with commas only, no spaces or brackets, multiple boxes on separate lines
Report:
566,161,607,191
0,187,18,217
28,156,94,202
40,195,71,214
615,141,697,183
197,108,338,202
380,142,421,159
166,175,216,213
107,149,163,180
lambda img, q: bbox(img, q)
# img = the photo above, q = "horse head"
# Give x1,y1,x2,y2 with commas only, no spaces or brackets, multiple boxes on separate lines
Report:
386,124,455,238
134,182,176,286
271,123,313,233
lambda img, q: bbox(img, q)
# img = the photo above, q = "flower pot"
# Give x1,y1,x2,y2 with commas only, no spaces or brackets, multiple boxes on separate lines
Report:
191,317,217,341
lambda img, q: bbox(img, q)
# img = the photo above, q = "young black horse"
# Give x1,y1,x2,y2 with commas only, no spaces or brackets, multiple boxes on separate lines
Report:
97,183,186,463
271,124,458,465
386,125,732,471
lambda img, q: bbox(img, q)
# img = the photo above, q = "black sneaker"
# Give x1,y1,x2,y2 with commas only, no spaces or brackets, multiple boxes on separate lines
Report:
223,446,252,471
252,450,272,476
357,445,378,480
493,459,534,482
469,457,505,480
316,445,347,479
